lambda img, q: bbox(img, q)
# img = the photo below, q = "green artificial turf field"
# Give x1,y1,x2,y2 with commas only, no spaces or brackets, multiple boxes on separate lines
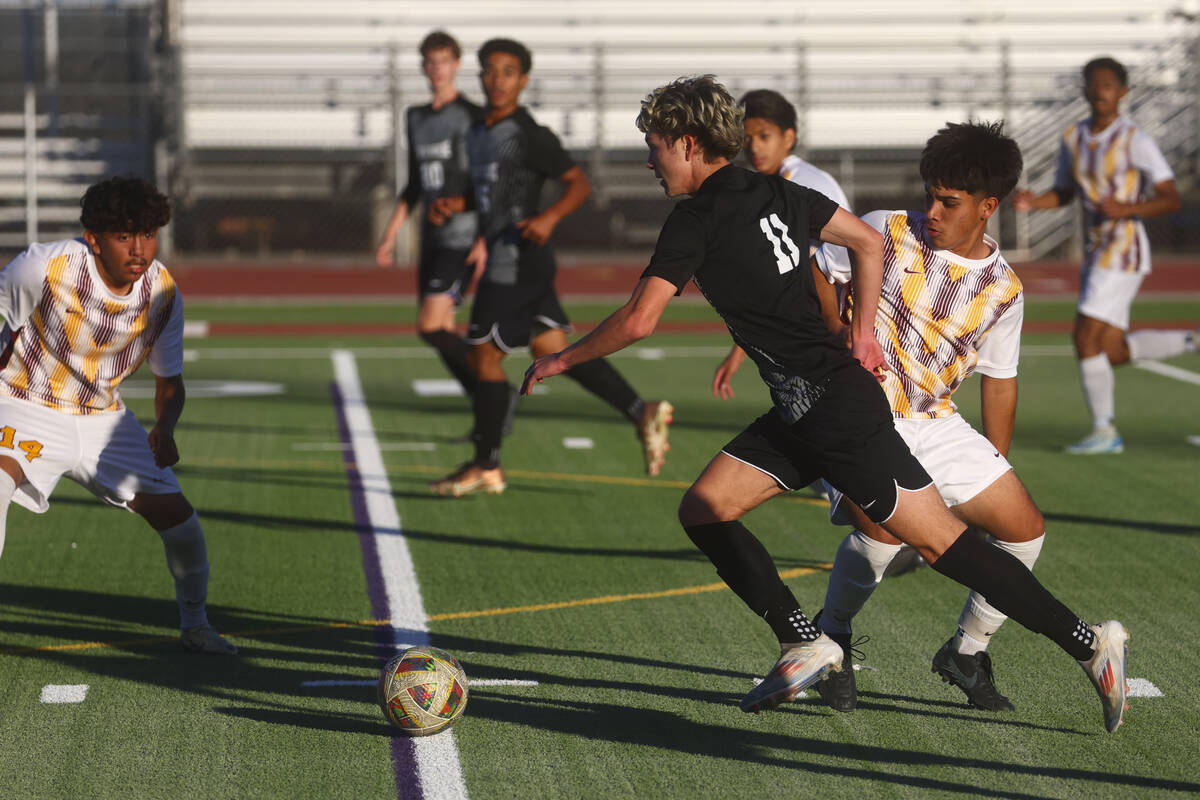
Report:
1,295,1197,799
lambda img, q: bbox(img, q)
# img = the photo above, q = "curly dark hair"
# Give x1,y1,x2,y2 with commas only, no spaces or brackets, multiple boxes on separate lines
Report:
919,121,1023,200
79,176,171,233
478,38,532,74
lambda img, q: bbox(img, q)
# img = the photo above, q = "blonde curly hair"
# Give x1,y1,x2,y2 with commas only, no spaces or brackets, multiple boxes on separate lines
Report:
636,75,744,163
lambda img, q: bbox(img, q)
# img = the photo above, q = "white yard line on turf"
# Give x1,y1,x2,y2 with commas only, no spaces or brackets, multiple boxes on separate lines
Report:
1127,678,1164,698
332,350,468,800
1133,359,1200,386
40,685,88,703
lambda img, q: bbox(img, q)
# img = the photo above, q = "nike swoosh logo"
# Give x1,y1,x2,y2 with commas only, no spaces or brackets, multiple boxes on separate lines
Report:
861,499,877,510
903,268,923,275
993,452,1001,457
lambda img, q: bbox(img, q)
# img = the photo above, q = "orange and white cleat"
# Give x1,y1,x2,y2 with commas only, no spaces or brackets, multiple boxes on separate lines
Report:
740,634,844,713
1078,620,1130,732
638,400,674,476
431,462,507,497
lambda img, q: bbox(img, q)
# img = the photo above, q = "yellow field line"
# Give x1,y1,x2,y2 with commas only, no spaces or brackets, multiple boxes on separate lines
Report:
1,565,831,655
185,458,829,507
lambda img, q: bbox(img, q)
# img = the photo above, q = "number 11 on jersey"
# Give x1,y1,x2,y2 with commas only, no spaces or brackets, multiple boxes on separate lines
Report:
759,214,801,274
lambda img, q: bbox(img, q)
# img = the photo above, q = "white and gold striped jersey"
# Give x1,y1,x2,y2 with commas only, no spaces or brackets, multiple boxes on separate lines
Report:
1054,115,1174,275
819,210,1023,419
0,238,184,415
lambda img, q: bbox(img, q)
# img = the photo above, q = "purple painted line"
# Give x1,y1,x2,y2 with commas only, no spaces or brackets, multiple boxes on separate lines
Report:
331,380,422,800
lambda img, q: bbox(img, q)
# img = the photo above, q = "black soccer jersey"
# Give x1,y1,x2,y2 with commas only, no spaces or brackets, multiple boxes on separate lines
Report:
642,165,859,423
466,107,574,286
400,97,482,250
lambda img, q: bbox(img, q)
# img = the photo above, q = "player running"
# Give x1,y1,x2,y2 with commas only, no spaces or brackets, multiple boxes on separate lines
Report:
1014,56,1196,454
374,31,493,415
0,176,236,655
523,76,1129,732
429,38,671,497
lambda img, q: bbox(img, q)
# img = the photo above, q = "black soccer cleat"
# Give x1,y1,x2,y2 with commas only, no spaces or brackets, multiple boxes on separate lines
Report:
814,611,865,713
931,638,1015,712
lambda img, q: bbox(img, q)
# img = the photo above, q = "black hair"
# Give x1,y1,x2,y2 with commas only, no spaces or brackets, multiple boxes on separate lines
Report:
478,38,532,74
420,30,461,60
919,121,1023,201
739,89,797,133
79,176,170,233
1083,56,1128,87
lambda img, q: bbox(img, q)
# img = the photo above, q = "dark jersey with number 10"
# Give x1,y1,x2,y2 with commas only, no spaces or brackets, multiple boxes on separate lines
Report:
642,164,856,423
400,97,482,250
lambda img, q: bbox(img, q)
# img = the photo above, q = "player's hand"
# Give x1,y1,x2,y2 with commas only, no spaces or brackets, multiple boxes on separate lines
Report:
1011,189,1034,212
148,427,180,468
464,238,488,292
712,347,746,400
374,241,395,268
1099,196,1128,219
515,213,557,246
851,333,888,383
428,196,466,226
521,352,568,395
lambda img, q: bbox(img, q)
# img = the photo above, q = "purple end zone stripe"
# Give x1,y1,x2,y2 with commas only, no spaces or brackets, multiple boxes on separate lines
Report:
331,381,422,800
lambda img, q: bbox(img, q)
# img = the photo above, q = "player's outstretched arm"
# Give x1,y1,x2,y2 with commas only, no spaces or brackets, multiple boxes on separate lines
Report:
980,375,1018,457
522,276,674,394
148,373,186,468
517,166,591,245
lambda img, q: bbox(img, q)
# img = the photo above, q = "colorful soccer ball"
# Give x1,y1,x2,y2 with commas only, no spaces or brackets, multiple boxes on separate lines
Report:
378,646,469,735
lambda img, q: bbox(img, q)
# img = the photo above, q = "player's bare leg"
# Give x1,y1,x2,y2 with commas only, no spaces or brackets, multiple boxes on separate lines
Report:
680,454,844,712
418,293,478,399
129,492,236,655
0,455,24,560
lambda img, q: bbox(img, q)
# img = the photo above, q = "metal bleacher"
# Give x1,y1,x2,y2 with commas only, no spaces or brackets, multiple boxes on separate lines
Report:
3,0,1197,257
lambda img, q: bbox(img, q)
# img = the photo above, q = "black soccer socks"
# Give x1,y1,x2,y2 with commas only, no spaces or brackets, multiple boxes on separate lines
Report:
684,521,819,644
564,359,642,424
930,529,1094,660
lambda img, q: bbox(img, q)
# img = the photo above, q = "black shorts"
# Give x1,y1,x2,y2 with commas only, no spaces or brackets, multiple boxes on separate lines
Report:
466,278,571,351
418,245,473,302
721,364,931,524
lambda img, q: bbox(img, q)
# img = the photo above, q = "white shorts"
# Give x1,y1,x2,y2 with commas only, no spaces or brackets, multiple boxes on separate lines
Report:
1077,265,1145,331
826,414,1012,525
0,396,180,514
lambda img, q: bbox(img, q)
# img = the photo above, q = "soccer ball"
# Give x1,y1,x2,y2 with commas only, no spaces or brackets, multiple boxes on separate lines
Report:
378,646,469,735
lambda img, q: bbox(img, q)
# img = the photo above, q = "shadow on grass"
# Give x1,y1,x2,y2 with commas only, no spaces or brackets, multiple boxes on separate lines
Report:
4,585,1190,795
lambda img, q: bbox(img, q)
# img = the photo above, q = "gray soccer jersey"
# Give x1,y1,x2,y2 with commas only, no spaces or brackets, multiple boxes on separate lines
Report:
467,107,573,286
401,97,481,250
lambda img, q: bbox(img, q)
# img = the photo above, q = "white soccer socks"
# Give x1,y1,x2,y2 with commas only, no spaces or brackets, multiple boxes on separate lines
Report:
1078,353,1116,432
0,470,15,559
820,529,902,635
954,533,1045,655
157,511,210,629
1128,329,1196,361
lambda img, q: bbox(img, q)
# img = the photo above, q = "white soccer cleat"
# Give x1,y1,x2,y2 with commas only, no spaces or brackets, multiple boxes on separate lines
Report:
1077,620,1129,732
181,624,238,655
740,634,844,713
1065,426,1124,455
